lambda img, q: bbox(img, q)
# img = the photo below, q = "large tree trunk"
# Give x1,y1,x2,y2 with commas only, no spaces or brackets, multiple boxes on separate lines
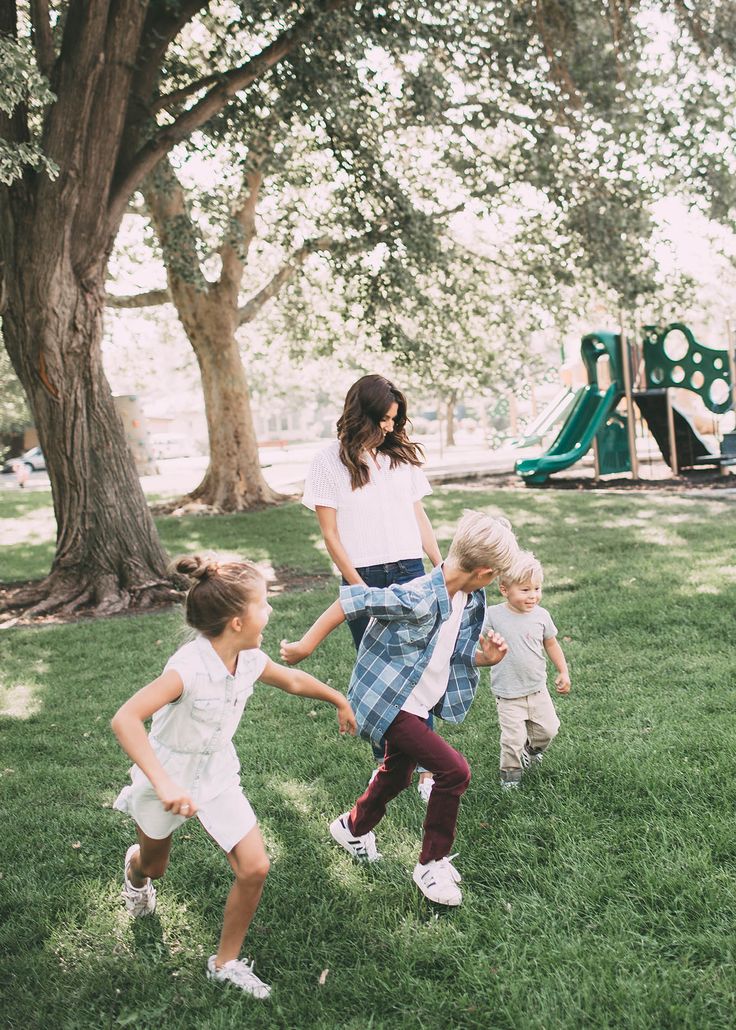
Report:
143,160,284,512
1,231,173,617
183,298,283,510
0,3,178,618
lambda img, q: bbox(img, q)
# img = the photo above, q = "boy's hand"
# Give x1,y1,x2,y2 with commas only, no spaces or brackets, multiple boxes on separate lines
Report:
555,672,571,694
476,631,508,667
280,638,310,665
337,701,357,736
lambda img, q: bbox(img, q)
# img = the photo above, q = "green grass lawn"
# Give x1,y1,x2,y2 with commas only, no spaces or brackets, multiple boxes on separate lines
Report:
2,485,736,1028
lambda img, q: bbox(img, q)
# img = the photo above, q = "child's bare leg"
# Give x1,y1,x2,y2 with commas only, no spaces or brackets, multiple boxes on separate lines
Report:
215,825,270,967
128,826,173,886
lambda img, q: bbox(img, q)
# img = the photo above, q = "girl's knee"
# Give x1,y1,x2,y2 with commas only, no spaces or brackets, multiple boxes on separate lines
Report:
237,856,270,886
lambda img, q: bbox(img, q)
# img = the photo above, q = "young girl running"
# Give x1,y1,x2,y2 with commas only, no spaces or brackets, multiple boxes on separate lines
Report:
111,555,356,1000
287,373,442,797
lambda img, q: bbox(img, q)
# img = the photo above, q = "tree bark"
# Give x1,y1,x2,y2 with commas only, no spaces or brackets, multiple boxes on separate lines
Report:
1,219,173,616
143,158,284,512
179,295,284,510
0,2,178,617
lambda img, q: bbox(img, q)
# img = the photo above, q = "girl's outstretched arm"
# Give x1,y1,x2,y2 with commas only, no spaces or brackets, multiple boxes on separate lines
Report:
259,658,357,735
111,671,198,816
414,500,442,566
280,599,345,665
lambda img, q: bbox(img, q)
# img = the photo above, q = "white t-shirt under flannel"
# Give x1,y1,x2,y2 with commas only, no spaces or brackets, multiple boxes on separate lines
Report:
402,590,467,719
302,440,432,568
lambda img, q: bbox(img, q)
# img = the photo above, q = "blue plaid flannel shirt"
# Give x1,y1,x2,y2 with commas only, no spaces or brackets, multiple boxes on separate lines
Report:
340,564,486,747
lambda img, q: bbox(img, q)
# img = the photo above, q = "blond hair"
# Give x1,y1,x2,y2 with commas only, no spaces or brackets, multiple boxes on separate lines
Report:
500,550,544,588
173,554,265,638
447,509,518,576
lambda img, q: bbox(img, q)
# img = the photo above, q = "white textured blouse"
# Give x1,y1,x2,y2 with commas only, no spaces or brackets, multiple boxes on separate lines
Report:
302,439,432,568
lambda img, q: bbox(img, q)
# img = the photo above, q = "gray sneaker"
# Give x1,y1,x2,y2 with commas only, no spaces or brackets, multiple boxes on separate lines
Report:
207,956,271,999
121,843,156,917
329,813,381,862
520,746,543,770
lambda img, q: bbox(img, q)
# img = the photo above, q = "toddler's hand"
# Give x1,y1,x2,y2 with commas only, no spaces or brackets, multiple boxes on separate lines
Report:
477,631,508,666
280,638,310,665
337,702,357,736
555,672,571,694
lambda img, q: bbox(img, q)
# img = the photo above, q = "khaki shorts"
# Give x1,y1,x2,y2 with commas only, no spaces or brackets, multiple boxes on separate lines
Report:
114,778,257,854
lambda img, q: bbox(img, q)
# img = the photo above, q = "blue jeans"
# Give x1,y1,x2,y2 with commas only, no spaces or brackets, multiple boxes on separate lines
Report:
342,558,433,763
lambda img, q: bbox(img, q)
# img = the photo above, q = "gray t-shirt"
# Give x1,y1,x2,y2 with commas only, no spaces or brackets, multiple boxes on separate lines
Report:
483,603,558,699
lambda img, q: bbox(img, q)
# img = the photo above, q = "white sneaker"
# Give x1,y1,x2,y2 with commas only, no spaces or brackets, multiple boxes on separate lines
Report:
329,813,381,862
121,843,156,917
413,857,463,906
417,777,435,803
207,955,271,999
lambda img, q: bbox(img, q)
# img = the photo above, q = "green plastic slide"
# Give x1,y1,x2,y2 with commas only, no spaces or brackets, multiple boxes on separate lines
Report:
515,382,621,484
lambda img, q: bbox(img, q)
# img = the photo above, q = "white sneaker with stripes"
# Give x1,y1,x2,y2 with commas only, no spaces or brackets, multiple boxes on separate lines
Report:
329,813,382,862
412,856,463,906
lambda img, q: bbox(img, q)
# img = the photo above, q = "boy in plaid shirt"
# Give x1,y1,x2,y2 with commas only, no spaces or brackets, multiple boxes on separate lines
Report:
281,510,518,905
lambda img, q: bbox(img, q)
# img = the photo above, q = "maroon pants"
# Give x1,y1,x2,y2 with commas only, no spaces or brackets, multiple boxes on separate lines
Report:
348,710,471,864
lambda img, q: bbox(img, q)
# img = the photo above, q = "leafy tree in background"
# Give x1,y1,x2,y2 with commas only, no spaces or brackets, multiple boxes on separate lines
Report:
0,0,438,615
0,0,729,616
106,0,665,514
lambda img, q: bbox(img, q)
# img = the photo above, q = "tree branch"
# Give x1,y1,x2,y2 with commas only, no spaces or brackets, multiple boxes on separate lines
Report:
218,136,275,298
151,72,223,114
237,237,336,324
109,0,355,227
105,288,171,308
30,0,55,77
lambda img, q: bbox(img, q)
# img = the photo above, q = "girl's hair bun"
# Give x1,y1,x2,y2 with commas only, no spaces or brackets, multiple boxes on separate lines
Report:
173,555,220,581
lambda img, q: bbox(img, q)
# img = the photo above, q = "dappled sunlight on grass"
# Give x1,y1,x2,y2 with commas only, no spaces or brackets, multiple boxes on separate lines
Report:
685,559,736,595
4,484,736,1027
0,660,47,718
0,505,56,545
273,777,323,816
0,681,42,718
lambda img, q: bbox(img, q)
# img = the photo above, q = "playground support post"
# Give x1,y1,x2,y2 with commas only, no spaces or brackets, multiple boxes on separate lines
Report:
592,436,601,480
619,322,639,480
728,320,736,413
665,388,679,476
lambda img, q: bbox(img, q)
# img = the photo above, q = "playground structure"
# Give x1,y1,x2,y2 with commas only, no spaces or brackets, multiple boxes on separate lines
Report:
516,322,736,485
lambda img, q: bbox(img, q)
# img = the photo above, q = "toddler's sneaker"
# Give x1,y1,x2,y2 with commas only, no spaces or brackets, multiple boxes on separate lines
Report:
412,856,462,906
500,778,520,790
207,956,271,999
520,746,543,770
417,776,435,803
330,813,381,862
121,843,156,917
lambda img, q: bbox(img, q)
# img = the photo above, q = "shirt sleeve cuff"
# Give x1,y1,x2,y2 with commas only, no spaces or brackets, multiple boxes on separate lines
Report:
339,583,366,621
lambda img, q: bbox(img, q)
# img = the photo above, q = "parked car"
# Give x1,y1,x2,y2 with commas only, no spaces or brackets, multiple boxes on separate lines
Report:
1,446,46,473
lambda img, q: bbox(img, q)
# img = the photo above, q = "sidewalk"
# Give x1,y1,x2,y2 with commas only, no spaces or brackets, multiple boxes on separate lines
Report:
138,433,528,498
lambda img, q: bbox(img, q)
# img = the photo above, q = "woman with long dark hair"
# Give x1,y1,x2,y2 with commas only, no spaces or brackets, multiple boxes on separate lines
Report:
286,374,442,798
